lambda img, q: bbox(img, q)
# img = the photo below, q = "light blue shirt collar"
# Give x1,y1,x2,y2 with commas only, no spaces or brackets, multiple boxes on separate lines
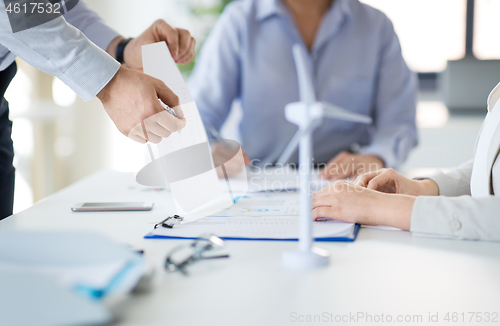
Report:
314,0,352,53
255,0,352,53
255,0,282,21
255,0,352,22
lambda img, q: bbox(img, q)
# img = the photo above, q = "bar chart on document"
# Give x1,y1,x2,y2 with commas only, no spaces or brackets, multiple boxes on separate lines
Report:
215,194,300,217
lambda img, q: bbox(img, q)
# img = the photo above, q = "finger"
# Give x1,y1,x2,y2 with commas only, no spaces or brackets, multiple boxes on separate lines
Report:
177,37,196,64
145,131,162,144
349,173,361,182
179,37,196,64
143,118,173,138
311,194,332,209
154,109,187,133
355,170,383,187
176,29,192,61
213,143,238,161
128,133,147,144
319,151,349,179
328,156,355,180
155,20,179,59
128,124,161,144
312,207,336,221
319,163,337,180
152,83,186,131
138,121,162,144
366,172,394,191
128,123,149,142
242,150,251,165
155,80,181,111
170,104,185,119
319,155,343,179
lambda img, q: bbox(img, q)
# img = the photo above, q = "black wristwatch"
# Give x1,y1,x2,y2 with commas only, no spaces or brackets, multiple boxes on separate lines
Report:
115,37,133,64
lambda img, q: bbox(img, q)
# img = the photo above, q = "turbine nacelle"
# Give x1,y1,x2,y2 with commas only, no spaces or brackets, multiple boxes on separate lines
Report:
278,101,372,165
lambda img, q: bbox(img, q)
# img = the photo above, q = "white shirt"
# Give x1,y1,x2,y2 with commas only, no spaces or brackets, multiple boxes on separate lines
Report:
471,82,500,196
411,82,500,241
0,1,120,101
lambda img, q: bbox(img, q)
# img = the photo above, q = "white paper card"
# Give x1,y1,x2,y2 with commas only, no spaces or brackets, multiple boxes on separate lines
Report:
141,42,245,215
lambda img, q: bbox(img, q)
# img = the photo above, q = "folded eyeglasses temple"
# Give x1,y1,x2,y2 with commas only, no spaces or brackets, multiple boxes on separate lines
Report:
154,215,183,229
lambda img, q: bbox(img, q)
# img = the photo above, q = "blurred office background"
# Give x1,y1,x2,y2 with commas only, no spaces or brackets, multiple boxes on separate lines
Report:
7,0,500,213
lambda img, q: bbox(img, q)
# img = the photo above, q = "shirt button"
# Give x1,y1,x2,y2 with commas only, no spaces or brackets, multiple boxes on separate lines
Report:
451,220,462,231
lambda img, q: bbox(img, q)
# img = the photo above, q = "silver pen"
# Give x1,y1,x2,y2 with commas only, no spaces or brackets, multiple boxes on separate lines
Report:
144,100,181,162
159,100,179,118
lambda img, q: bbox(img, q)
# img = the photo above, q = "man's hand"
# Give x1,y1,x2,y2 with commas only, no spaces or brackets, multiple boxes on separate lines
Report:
319,151,384,180
97,66,186,143
311,181,415,231
355,168,440,196
120,19,196,70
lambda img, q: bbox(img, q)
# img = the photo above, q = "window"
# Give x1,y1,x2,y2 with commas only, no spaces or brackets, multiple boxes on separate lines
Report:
360,0,467,72
474,0,500,60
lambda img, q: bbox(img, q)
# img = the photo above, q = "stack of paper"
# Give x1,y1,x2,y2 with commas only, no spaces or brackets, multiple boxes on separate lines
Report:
0,271,112,326
0,231,146,298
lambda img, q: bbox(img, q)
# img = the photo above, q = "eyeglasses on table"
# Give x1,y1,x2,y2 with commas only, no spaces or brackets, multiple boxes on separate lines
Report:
154,215,183,229
165,234,230,275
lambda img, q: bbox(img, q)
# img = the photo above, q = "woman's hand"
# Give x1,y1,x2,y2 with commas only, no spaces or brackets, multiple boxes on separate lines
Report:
354,168,439,196
312,181,415,230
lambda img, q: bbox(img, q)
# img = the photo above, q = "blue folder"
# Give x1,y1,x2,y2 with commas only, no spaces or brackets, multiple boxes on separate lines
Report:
144,224,360,242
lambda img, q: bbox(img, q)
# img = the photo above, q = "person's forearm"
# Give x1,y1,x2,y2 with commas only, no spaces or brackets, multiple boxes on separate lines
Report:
0,1,119,102
371,193,415,231
415,179,439,196
64,1,121,52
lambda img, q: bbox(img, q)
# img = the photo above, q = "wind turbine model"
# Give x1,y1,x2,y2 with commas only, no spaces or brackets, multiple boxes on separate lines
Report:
278,44,373,269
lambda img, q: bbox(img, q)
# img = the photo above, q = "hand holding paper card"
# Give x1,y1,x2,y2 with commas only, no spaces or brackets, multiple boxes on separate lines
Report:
138,42,248,216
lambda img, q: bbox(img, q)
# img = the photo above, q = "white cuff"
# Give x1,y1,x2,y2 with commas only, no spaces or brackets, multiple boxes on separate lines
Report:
59,41,120,102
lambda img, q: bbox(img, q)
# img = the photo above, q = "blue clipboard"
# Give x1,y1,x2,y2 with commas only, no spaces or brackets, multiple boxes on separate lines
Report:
144,224,361,242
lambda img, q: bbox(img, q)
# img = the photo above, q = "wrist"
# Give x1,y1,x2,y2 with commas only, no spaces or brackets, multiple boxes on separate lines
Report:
363,190,385,225
123,38,137,68
415,179,439,196
361,153,385,170
391,195,415,230
96,65,124,102
106,36,125,60
116,37,134,64
380,194,415,230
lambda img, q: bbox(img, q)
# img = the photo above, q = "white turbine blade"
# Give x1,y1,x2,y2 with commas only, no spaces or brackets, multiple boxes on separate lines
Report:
277,124,315,165
277,129,304,165
322,102,373,124
292,44,316,105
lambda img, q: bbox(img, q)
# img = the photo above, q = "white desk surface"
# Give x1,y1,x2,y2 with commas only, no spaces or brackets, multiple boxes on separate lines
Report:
2,170,500,326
